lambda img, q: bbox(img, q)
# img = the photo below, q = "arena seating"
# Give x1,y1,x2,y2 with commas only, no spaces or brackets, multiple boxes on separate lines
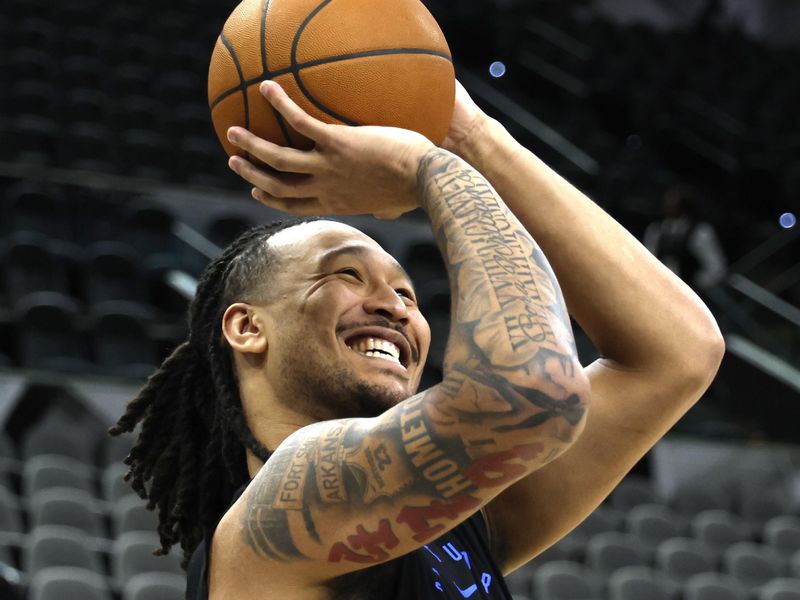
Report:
2,0,799,597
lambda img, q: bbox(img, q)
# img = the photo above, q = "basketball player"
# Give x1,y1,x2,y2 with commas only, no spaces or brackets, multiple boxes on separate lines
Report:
111,81,724,599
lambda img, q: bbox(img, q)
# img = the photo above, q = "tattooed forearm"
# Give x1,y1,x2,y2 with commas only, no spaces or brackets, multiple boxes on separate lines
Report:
417,148,587,436
418,149,572,363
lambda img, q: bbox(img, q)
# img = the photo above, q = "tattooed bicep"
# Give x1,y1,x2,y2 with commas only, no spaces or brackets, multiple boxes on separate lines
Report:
229,388,552,581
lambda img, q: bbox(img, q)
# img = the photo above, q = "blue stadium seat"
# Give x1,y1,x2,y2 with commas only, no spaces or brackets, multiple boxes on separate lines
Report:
532,560,601,600
2,182,68,238
117,130,170,180
61,122,114,173
81,242,148,305
757,578,800,600
626,503,687,559
557,505,624,561
112,495,158,537
21,411,100,465
655,537,717,586
112,531,183,587
684,572,749,600
585,532,647,578
764,516,800,559
691,510,753,560
608,566,671,600
740,487,794,529
122,572,186,600
29,566,111,600
503,563,535,598
23,525,103,574
29,488,107,538
22,455,96,498
88,302,159,379
723,542,785,593
13,292,92,374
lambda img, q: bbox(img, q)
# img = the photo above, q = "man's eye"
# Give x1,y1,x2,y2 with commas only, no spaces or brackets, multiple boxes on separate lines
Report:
337,268,362,280
396,288,415,301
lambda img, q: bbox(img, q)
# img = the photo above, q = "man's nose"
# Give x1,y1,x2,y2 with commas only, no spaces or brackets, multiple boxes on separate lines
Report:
362,283,410,324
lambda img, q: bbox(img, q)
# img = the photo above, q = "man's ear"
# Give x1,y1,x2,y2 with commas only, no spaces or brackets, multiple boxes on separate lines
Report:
222,303,268,354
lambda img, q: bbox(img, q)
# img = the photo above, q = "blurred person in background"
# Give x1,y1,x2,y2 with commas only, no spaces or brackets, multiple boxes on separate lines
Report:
644,184,728,293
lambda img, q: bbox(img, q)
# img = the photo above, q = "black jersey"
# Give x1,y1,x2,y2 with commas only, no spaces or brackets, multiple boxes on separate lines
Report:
186,487,513,599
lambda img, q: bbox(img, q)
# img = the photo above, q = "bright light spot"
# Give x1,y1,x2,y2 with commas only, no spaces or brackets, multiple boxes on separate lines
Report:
489,61,506,78
779,212,796,229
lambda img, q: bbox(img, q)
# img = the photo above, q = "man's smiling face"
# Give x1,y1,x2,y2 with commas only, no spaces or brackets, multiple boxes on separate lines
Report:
252,220,431,420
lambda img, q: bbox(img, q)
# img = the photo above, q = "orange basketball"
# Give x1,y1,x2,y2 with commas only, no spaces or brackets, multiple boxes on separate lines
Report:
207,0,455,156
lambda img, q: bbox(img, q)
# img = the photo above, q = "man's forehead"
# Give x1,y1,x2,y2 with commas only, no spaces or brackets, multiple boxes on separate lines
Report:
267,221,405,275
268,220,377,256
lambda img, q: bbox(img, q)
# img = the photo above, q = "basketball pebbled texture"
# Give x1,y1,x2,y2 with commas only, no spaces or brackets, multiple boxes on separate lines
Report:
208,0,455,156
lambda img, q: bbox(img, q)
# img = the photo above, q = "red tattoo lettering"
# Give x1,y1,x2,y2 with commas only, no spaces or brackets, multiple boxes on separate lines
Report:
396,495,481,542
328,518,399,564
465,443,543,487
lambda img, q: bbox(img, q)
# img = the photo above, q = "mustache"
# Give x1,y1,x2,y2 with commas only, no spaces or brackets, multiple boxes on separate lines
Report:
335,318,420,364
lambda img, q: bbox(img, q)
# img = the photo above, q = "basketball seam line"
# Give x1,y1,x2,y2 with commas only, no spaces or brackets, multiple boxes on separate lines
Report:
209,47,453,111
219,32,250,140
289,0,355,125
259,0,293,147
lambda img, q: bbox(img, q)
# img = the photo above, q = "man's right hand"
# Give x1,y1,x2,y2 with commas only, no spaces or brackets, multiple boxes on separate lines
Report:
226,80,434,220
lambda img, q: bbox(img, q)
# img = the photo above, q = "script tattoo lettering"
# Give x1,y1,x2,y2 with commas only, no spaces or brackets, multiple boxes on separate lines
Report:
417,149,586,441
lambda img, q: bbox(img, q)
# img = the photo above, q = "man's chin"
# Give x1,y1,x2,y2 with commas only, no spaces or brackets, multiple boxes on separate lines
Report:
347,380,409,418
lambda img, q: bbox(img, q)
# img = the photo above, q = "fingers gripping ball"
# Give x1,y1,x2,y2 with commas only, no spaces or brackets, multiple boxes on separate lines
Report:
208,0,455,155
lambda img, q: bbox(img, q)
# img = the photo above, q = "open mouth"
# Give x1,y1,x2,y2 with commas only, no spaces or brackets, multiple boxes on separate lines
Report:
343,330,412,370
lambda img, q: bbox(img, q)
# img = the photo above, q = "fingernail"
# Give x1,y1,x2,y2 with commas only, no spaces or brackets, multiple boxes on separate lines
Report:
260,80,272,94
227,127,240,143
228,156,239,171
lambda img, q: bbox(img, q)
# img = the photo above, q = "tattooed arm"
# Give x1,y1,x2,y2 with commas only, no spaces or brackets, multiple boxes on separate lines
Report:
214,140,589,592
440,87,725,573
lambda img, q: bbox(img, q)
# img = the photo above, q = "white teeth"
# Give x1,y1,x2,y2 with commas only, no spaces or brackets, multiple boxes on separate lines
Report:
348,336,401,364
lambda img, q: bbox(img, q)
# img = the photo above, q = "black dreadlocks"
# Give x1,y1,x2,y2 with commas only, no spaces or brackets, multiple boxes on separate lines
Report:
109,216,320,566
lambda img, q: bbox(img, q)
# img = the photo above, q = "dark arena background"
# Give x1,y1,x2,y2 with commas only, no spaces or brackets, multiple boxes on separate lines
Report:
1,0,799,598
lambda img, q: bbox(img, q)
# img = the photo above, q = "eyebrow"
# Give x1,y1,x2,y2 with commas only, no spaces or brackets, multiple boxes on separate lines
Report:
318,244,415,289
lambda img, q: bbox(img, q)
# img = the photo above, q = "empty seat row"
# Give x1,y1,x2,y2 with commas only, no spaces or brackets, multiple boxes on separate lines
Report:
0,421,132,467
0,487,156,540
4,456,140,505
3,294,162,378
29,567,184,600
0,237,194,299
1,193,185,256
12,456,133,502
21,529,181,584
507,557,800,600
609,475,799,526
